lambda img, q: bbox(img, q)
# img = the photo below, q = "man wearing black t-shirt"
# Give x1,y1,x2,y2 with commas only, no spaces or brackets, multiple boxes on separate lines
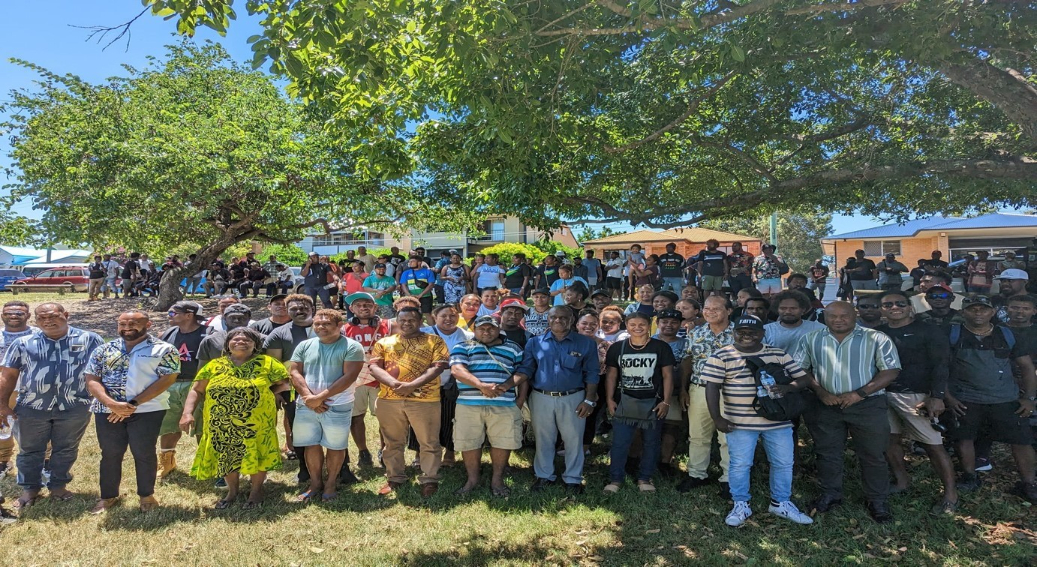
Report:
250,294,293,335
876,290,957,515
658,243,686,293
157,301,212,479
689,240,729,298
850,249,878,291
504,254,533,296
87,255,106,301
121,252,141,297
535,254,562,291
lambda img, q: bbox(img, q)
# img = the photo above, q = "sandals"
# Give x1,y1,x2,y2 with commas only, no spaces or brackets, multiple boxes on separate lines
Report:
603,482,622,494
637,481,656,492
243,500,263,510
296,490,318,503
930,499,958,516
321,493,337,503
51,490,75,502
283,449,298,461
14,494,39,510
491,486,511,498
214,498,234,510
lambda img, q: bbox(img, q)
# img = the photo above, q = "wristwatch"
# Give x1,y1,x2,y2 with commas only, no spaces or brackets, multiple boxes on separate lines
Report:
128,399,140,407
581,399,596,408
854,387,869,399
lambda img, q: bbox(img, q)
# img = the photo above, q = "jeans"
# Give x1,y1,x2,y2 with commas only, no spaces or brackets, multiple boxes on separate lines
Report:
609,420,663,482
661,277,684,292
804,394,890,503
727,274,753,297
103,276,120,296
807,281,826,300
14,405,91,491
530,391,587,484
727,426,794,503
95,410,165,499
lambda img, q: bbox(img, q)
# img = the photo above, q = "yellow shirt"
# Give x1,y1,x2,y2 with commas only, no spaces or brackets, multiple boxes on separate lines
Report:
370,333,449,402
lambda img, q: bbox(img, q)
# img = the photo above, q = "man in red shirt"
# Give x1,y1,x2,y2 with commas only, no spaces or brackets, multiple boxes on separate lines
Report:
342,292,390,467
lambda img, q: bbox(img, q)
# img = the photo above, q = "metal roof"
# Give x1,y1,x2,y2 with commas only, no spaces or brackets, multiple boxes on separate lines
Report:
825,213,1037,240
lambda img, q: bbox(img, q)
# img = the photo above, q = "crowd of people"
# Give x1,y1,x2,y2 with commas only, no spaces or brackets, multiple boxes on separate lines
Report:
1,241,1035,532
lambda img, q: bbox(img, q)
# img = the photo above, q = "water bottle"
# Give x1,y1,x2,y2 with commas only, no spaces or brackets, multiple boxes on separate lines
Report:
0,416,13,440
758,371,782,399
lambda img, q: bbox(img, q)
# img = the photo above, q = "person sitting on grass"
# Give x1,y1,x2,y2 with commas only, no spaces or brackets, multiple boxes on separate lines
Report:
180,327,289,509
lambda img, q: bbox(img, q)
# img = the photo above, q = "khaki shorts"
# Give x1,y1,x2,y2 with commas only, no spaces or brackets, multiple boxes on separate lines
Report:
887,392,942,445
700,275,725,291
453,404,522,452
353,384,378,416
160,381,201,436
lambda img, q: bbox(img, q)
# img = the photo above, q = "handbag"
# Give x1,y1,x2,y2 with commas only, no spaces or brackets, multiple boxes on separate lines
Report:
743,355,806,422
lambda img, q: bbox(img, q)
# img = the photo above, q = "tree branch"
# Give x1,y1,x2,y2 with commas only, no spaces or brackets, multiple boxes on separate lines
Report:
937,58,1037,144
69,6,149,52
604,71,737,153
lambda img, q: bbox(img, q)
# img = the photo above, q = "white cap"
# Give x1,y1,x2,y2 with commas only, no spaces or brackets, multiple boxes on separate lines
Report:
996,268,1029,281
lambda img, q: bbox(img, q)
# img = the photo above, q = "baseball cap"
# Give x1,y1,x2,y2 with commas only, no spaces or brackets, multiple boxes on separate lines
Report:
554,251,566,257
499,297,529,312
590,289,611,299
734,315,764,331
374,263,387,269
224,304,252,316
448,249,458,255
962,295,994,308
655,308,683,321
268,294,288,304
996,268,1029,281
472,315,500,328
345,292,375,305
171,301,204,319
925,283,954,295
531,288,550,296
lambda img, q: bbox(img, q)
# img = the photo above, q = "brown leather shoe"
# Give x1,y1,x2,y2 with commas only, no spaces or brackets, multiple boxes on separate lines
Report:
378,482,402,496
139,495,159,512
421,483,439,498
90,497,120,515
157,450,176,479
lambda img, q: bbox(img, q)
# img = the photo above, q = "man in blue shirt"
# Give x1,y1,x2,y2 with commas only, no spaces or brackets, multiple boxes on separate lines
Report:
497,307,600,493
400,256,437,324
0,303,103,509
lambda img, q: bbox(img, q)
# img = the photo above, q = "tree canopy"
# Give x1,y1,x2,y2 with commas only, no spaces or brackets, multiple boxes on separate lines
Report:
146,0,1037,228
702,209,832,272
2,41,476,307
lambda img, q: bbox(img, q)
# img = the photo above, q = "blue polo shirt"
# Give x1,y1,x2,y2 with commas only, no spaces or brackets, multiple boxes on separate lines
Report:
517,331,600,392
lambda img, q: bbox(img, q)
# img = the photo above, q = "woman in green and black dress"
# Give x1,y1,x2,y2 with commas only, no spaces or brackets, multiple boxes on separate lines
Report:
180,327,289,509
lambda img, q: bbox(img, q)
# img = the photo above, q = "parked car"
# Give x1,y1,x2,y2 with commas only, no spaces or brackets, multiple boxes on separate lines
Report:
10,266,92,293
0,269,24,291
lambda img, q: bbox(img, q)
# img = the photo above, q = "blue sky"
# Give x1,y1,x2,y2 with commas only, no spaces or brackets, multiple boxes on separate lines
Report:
0,1,879,236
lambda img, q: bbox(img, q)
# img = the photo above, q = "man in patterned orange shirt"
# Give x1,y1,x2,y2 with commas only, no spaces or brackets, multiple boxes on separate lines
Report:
369,307,449,497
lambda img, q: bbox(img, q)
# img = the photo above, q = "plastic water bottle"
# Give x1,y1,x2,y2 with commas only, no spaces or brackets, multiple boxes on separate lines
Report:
0,416,13,440
759,371,782,399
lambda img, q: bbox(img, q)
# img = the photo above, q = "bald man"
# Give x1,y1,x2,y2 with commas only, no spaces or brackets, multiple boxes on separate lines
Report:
794,301,901,523
84,311,181,514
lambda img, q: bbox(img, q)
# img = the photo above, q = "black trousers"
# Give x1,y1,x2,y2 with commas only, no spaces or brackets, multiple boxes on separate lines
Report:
95,410,165,499
804,394,890,503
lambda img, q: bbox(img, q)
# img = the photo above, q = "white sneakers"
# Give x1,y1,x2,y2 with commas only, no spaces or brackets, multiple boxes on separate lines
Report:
725,501,753,526
768,501,814,524
725,500,814,527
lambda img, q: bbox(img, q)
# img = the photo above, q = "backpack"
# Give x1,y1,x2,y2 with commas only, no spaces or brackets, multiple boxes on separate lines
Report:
743,355,807,422
948,324,1015,351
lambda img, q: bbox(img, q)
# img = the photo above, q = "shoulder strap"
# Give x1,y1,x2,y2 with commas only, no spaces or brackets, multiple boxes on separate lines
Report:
743,355,766,386
1000,326,1016,349
949,323,960,348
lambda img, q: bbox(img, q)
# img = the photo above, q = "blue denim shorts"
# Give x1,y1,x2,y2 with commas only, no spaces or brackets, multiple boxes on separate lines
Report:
293,402,353,450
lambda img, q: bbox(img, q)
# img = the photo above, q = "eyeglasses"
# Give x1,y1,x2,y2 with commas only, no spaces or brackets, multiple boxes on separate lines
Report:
880,301,909,309
926,292,952,299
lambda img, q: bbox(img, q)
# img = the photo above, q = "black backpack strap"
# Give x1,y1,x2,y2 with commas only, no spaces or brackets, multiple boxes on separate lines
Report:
743,356,766,387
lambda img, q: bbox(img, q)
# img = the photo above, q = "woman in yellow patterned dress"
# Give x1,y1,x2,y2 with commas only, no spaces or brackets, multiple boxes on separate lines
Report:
179,327,289,509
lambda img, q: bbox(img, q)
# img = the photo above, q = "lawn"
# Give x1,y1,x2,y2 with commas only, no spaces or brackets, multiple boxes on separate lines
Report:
1,418,1034,566
0,294,1034,565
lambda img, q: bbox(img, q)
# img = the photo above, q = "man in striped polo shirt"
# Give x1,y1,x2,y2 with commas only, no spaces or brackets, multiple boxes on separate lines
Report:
795,301,901,523
702,315,814,527
449,315,525,497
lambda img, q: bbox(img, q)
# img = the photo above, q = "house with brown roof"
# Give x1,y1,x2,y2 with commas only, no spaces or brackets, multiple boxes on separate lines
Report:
582,227,763,259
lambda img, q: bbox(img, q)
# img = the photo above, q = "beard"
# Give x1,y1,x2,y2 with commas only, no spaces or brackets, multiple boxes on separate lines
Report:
119,329,147,341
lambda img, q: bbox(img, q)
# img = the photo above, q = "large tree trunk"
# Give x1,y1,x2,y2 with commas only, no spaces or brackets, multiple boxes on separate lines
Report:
153,230,257,311
938,58,1037,145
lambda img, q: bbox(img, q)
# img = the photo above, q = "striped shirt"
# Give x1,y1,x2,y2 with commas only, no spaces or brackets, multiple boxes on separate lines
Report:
793,326,900,395
449,338,524,406
700,346,807,430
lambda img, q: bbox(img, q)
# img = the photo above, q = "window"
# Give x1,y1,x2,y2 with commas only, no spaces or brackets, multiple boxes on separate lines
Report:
489,221,505,241
863,240,901,256
38,270,57,278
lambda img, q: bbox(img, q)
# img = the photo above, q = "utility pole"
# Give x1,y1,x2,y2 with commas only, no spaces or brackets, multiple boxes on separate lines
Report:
769,212,778,247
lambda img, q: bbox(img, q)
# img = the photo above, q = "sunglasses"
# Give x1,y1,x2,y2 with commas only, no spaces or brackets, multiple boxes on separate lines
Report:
926,292,952,299
880,301,909,309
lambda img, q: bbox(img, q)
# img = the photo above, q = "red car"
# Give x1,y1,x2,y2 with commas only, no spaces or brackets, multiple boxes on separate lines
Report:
11,266,92,293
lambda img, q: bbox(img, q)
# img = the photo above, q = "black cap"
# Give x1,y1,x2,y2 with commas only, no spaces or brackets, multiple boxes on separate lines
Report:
655,308,683,321
962,295,994,308
734,315,764,331
268,294,288,304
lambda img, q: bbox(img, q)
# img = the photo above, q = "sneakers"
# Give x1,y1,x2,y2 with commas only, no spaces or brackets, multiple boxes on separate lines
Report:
974,457,993,472
0,461,9,478
157,450,176,479
956,473,983,492
769,501,814,525
725,501,753,527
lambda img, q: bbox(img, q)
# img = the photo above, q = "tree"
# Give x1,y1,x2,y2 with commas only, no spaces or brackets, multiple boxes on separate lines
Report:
256,243,309,266
575,225,619,243
2,41,478,309
701,210,833,274
145,0,1037,228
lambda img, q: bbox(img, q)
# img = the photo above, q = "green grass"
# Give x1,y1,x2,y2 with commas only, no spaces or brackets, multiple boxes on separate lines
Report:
2,417,1034,565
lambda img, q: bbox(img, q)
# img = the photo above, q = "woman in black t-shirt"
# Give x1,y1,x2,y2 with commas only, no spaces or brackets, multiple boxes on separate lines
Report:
603,312,675,493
